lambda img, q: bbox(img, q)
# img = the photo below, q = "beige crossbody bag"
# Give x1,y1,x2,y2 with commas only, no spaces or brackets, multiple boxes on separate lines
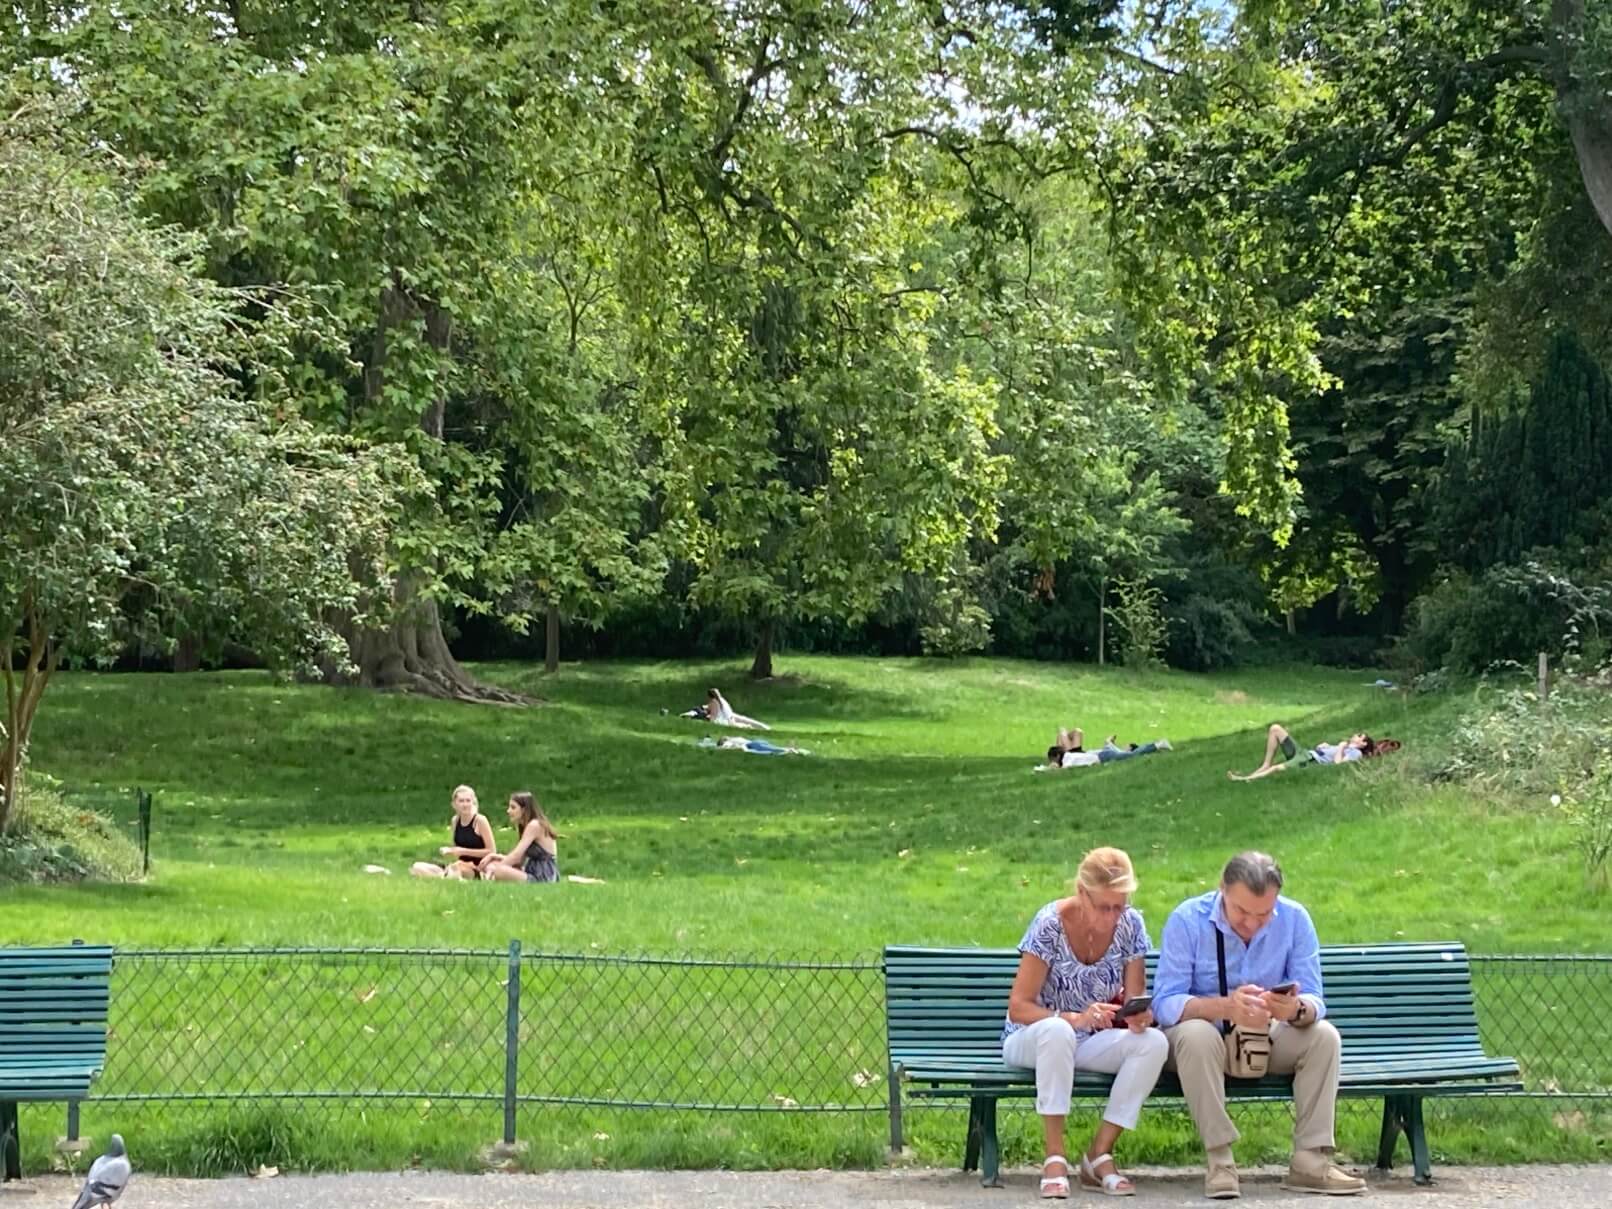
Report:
1215,928,1272,1078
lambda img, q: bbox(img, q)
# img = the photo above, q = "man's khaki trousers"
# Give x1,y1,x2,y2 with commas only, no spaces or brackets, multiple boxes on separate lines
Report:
1165,1019,1342,1152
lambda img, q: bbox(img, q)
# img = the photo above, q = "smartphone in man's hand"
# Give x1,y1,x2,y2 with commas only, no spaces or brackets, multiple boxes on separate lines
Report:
1268,981,1298,996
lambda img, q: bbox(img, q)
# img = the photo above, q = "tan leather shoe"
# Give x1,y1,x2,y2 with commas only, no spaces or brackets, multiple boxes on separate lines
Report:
1204,1161,1240,1199
1281,1163,1366,1195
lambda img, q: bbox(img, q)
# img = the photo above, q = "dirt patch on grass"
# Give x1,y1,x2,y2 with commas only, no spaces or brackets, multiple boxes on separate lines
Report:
1215,690,1250,705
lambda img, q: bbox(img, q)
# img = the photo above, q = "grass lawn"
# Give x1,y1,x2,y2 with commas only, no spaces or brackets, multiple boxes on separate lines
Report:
4,656,1608,1174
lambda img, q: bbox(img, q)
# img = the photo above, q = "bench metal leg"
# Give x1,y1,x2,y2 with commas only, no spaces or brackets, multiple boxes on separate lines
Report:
1,1099,19,1181
1405,1096,1433,1185
1375,1094,1434,1186
977,1097,1002,1188
887,1067,905,1152
963,1099,983,1172
1375,1095,1405,1172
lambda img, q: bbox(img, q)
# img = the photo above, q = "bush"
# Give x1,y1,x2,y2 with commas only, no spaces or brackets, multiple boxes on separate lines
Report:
0,775,142,884
1560,758,1612,889
1401,561,1611,676
1424,675,1612,887
1160,552,1271,672
1432,677,1607,796
1107,578,1167,669
1276,633,1385,670
1166,596,1261,671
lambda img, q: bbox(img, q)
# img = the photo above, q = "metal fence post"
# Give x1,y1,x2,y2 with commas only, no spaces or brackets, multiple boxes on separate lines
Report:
137,788,153,876
504,939,521,1145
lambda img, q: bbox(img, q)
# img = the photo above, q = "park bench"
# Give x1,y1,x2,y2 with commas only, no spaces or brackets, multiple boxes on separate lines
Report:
0,945,114,1181
885,941,1522,1187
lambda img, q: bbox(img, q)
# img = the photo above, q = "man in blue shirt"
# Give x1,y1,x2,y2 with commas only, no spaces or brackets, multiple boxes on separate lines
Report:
1154,852,1365,1198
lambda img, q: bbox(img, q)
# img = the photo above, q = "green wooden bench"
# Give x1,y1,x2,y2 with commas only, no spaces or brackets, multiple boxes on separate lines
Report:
0,945,114,1181
885,942,1522,1188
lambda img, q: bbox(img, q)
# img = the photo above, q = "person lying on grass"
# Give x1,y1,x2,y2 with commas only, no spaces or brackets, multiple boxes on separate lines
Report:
1039,729,1172,770
409,784,494,880
478,791,560,884
1226,723,1392,781
703,687,771,730
698,735,810,755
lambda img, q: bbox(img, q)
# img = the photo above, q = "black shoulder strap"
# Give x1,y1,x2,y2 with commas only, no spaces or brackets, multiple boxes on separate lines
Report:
1215,926,1231,1036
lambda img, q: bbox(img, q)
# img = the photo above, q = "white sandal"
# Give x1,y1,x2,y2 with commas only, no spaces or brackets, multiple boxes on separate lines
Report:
1039,1155,1070,1199
1079,1152,1135,1197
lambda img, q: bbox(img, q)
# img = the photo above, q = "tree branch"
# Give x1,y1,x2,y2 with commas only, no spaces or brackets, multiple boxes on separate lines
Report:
690,35,785,167
1367,44,1554,170
880,125,1023,228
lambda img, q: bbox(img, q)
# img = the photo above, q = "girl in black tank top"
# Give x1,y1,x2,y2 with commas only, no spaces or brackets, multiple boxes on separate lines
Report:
408,785,492,880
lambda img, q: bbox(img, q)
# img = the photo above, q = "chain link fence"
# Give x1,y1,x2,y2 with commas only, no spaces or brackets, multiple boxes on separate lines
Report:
15,947,1611,1173
90,946,886,1116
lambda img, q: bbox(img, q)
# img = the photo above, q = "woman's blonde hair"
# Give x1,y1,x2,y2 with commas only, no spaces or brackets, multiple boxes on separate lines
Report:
1075,846,1137,895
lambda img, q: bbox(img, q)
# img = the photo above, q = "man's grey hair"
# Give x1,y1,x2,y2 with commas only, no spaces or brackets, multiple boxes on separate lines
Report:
1221,851,1283,895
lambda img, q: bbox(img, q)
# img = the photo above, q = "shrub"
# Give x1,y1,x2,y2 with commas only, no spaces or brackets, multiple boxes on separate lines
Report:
1427,675,1612,888
1401,560,1612,676
1158,552,1271,671
0,774,142,885
1559,758,1612,889
1165,597,1261,671
1107,578,1167,669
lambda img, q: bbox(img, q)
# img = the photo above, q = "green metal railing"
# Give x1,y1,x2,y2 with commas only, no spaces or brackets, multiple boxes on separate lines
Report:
61,945,1610,1142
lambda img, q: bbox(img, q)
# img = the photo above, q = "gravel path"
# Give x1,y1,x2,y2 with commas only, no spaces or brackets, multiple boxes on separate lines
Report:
9,1165,1610,1208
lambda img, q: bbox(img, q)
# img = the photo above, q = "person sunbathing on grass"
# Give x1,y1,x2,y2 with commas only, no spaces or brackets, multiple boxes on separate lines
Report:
1227,723,1379,781
698,735,809,755
703,687,771,730
479,791,559,883
409,784,494,880
1039,729,1172,771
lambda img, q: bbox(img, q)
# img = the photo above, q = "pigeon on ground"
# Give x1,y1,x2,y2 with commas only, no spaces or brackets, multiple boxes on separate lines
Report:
69,1133,130,1209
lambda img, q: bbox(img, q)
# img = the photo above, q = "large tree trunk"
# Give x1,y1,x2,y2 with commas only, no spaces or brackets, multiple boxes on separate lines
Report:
750,618,775,680
1564,98,1612,239
173,631,202,673
341,283,528,705
337,577,524,703
1555,0,1612,239
544,603,560,675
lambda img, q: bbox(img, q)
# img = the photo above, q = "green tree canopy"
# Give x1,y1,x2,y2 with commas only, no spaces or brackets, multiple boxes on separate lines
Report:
0,103,409,827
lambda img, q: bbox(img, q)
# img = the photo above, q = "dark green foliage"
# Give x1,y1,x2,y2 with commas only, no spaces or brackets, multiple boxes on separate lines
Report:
1433,333,1612,571
1400,560,1612,676
1159,554,1270,672
1294,302,1468,626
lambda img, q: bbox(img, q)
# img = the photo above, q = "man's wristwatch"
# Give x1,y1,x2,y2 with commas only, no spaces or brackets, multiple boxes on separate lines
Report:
1291,999,1313,1027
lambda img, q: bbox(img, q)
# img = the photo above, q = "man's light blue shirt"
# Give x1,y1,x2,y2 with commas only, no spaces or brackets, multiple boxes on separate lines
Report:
1152,890,1326,1028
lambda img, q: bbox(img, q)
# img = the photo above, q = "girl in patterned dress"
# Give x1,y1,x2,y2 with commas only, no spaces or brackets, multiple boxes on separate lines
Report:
481,791,559,883
1002,847,1168,1198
